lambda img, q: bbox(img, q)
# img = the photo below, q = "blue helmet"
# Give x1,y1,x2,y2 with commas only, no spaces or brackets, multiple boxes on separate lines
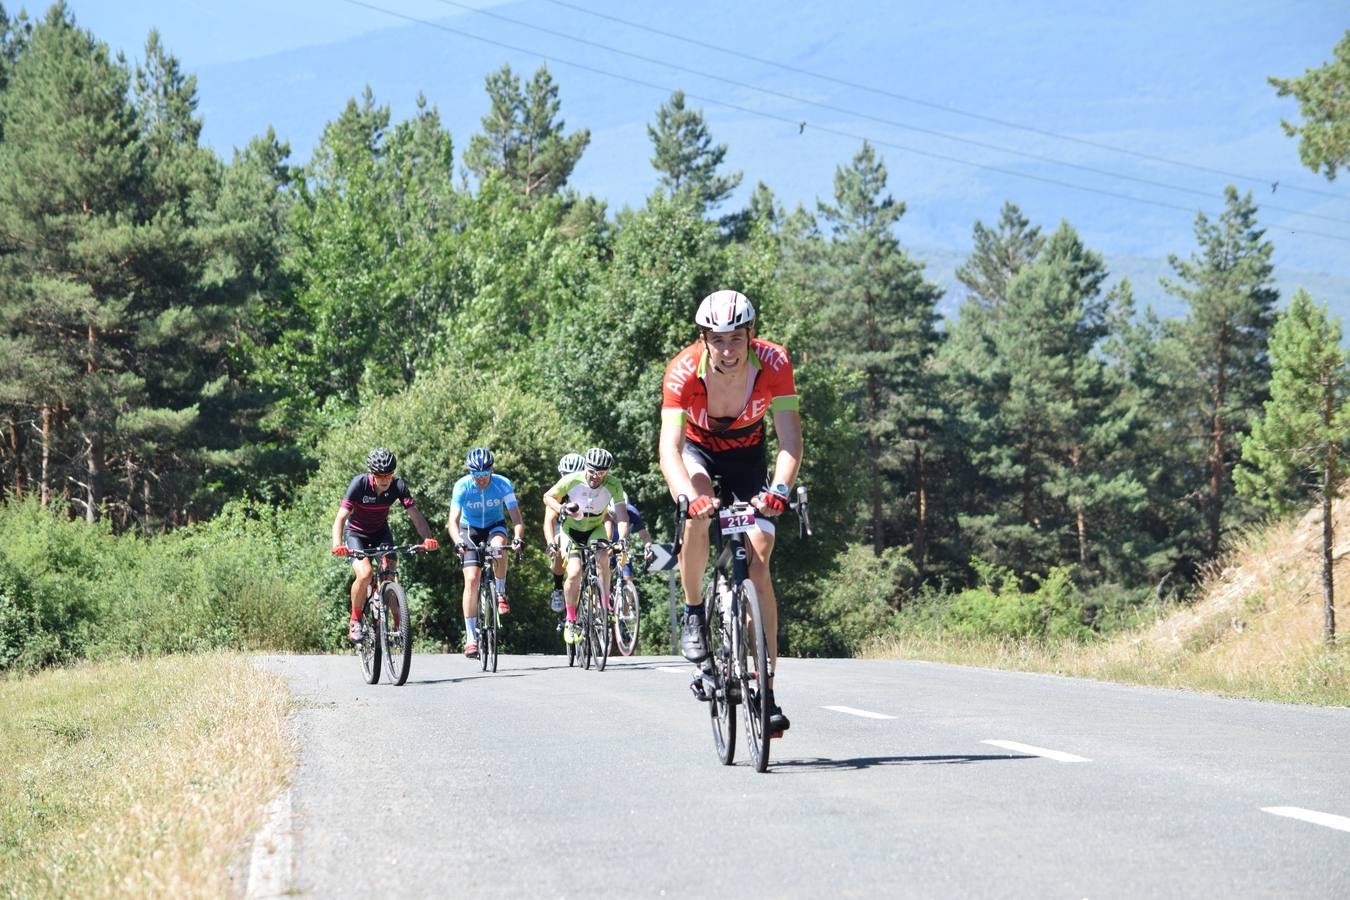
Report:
465,447,494,474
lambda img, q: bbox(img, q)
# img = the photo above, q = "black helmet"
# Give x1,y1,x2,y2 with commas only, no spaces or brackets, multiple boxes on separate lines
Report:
366,447,397,475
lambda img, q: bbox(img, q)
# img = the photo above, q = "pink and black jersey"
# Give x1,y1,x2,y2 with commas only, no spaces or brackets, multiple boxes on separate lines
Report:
340,474,416,535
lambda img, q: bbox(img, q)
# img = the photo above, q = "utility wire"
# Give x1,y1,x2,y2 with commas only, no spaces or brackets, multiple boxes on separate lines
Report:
538,0,1348,203
337,0,1350,245
424,0,1350,228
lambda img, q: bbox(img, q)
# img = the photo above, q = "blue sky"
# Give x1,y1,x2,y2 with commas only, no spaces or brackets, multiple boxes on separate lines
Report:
55,0,1350,316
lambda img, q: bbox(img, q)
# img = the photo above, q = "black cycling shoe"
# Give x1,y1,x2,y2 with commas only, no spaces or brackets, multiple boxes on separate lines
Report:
680,613,708,662
766,690,790,734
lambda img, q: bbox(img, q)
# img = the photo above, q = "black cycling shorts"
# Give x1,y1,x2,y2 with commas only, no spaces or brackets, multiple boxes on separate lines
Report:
462,522,509,568
344,524,394,554
681,441,776,536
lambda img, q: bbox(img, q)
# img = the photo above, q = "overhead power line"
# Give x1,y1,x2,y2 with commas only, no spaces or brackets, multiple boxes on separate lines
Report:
538,0,1349,204
422,0,1350,228
336,0,1350,245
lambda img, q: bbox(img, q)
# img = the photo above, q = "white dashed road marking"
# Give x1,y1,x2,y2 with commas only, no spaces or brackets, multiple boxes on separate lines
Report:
658,666,693,674
1262,806,1350,833
982,739,1091,762
822,705,896,720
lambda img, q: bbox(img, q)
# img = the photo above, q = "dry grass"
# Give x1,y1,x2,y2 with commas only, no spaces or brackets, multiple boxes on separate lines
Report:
0,653,295,898
865,496,1350,706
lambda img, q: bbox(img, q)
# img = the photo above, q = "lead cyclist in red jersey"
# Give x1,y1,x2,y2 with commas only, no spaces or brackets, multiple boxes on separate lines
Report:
659,289,802,734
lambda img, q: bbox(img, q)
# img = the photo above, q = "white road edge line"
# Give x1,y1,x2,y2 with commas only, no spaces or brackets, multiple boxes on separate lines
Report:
1261,806,1350,833
982,739,1091,762
245,787,293,899
822,705,896,720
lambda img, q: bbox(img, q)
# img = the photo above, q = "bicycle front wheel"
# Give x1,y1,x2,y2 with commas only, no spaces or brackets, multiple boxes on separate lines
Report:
739,580,771,773
477,580,494,673
381,582,411,686
706,574,736,765
359,597,381,685
592,581,611,672
613,580,640,656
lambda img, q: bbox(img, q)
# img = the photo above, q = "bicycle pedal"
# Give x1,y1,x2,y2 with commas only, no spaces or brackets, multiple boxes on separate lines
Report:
689,677,712,702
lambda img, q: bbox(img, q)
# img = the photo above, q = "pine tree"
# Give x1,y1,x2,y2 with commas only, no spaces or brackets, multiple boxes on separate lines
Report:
955,201,1045,309
647,89,742,212
1236,290,1349,643
1269,30,1350,181
464,63,589,202
814,142,943,563
1160,186,1278,560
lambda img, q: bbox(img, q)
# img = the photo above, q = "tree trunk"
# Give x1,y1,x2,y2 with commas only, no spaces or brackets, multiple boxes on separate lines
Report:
85,432,102,523
40,404,52,508
914,441,927,583
6,413,23,498
1323,376,1337,645
1071,445,1087,566
1206,345,1229,559
868,373,883,555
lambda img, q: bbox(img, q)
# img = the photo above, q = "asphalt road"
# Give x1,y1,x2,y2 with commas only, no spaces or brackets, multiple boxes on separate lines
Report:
248,652,1350,898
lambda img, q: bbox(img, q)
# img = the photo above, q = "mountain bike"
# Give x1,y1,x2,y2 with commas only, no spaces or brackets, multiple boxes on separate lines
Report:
461,535,519,674
671,486,810,773
610,544,641,656
345,543,434,686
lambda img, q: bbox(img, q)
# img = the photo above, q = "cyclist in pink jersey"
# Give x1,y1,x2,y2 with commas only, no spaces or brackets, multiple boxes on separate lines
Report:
659,290,802,734
330,447,439,642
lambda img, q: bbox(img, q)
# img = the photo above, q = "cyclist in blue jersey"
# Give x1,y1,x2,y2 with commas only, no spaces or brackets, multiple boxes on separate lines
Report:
447,447,525,658
330,447,440,642
607,497,652,592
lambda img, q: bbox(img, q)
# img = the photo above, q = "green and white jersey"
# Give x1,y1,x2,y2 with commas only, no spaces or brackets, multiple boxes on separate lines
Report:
547,471,625,532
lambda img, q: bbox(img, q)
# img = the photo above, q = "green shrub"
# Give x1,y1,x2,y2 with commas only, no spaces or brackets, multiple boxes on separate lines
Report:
906,558,1095,642
786,543,912,657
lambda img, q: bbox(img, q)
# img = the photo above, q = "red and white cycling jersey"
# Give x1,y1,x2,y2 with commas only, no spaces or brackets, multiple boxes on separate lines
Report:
661,338,799,452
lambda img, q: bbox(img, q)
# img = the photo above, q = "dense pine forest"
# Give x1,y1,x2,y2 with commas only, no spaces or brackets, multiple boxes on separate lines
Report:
2,4,1347,670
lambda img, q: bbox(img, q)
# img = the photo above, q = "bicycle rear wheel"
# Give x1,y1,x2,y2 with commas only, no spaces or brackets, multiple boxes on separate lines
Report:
592,580,611,672
613,580,640,656
706,574,736,766
358,597,381,685
738,580,771,773
381,582,411,686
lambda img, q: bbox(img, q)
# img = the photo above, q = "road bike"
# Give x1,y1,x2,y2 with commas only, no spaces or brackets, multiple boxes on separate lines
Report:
345,543,434,686
610,544,641,656
562,535,615,671
667,486,810,773
460,534,519,673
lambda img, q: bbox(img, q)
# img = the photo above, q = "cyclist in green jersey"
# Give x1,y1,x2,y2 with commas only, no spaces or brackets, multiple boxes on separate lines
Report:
542,447,630,645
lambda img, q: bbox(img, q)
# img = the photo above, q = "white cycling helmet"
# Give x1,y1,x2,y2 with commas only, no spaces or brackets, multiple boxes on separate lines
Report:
695,289,756,333
557,452,584,475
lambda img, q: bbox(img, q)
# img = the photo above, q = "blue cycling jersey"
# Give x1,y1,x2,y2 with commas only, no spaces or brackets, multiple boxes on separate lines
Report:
450,473,519,528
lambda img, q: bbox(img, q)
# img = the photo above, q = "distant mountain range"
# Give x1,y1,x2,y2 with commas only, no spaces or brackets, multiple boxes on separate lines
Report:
84,0,1350,324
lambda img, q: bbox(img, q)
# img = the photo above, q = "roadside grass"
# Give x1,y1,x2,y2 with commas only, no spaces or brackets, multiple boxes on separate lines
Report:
864,505,1350,707
862,632,1350,706
0,653,294,898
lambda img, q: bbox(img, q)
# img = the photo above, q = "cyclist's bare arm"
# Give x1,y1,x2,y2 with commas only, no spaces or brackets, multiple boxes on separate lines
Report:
331,507,352,550
446,506,463,546
769,408,803,491
658,411,701,506
542,505,559,545
614,502,631,543
507,505,525,542
407,505,435,541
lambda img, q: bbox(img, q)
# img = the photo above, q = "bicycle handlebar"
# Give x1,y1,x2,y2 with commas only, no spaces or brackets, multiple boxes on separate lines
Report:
343,543,433,561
